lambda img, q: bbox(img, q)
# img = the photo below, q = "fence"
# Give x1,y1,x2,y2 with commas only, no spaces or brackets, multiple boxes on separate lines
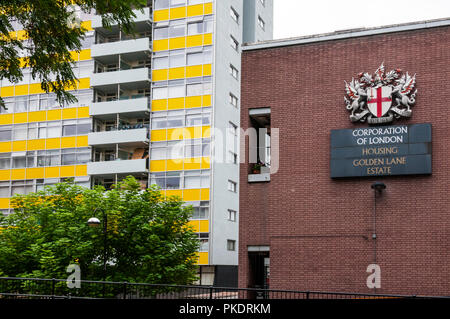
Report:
0,277,447,300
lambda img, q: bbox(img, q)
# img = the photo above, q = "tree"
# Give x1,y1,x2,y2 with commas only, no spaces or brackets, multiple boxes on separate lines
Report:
0,0,148,109
0,176,200,285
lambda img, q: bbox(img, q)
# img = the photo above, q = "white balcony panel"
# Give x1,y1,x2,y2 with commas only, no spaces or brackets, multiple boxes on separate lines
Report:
91,37,150,59
88,128,148,146
87,159,147,176
92,7,151,29
90,68,150,90
90,97,149,118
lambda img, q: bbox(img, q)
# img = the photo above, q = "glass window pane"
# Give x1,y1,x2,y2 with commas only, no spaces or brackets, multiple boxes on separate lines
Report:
168,85,185,98
187,52,203,66
153,57,169,69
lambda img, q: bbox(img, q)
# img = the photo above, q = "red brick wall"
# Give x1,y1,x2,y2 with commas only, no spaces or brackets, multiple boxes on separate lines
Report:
239,25,450,296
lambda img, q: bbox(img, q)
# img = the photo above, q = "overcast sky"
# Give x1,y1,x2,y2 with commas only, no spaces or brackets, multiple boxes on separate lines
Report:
274,0,450,39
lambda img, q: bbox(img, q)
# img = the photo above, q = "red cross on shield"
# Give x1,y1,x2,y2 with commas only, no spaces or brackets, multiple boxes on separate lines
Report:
367,86,393,118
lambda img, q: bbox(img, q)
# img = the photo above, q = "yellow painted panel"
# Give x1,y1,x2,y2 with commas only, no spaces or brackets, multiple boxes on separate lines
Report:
187,4,204,17
188,220,200,232
45,167,60,178
201,156,211,169
14,84,29,96
201,188,210,201
77,106,90,118
204,2,213,14
170,6,186,20
186,34,203,48
186,65,203,78
81,20,93,31
13,112,28,124
62,107,77,119
183,189,201,202
185,126,203,139
0,86,14,97
152,69,168,82
153,9,169,21
75,165,87,176
28,111,46,122
167,97,185,110
202,95,212,107
27,139,45,151
153,39,169,51
79,49,91,61
203,64,212,76
150,160,166,172
60,165,75,177
16,30,27,41
185,96,202,109
26,167,45,179
168,67,185,80
47,109,62,121
11,169,26,180
202,126,211,138
199,220,209,233
0,198,10,209
76,135,88,147
0,114,13,125
150,129,167,142
12,141,27,152
169,37,186,50
167,128,185,141
70,51,79,61
203,33,213,46
61,136,76,148
166,159,183,171
78,78,90,90
0,142,11,153
29,83,44,94
46,138,61,149
184,158,201,170
165,189,183,198
152,99,168,111
0,170,10,181
197,252,208,265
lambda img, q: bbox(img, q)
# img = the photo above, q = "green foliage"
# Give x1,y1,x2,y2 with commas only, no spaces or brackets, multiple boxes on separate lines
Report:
0,0,148,109
0,176,199,285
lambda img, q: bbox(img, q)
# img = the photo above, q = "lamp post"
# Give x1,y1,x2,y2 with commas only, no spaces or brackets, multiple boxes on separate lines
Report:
87,210,108,283
370,182,386,264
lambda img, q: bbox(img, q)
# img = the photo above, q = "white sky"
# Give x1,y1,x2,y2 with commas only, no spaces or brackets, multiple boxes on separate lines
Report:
274,0,450,39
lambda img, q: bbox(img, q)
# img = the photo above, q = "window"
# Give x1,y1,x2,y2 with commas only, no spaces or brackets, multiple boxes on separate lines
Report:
230,35,239,51
228,180,237,193
227,240,236,251
229,93,238,108
229,64,239,79
230,7,239,23
258,16,265,30
227,209,237,222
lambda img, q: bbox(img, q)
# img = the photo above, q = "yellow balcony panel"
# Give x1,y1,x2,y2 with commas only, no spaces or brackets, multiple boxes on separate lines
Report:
153,39,169,52
28,111,46,123
0,142,12,153
203,33,213,46
152,69,168,82
203,64,212,76
62,107,77,120
13,112,28,124
12,141,27,152
184,126,203,139
0,86,14,97
29,83,44,95
199,220,209,233
186,34,203,48
153,9,169,22
165,189,183,199
60,165,75,177
27,139,45,151
75,165,87,177
0,114,13,125
202,126,211,138
81,20,93,31
0,170,11,181
187,4,204,17
70,51,79,61
151,129,167,142
76,135,88,147
11,169,26,180
77,107,90,118
46,138,61,149
77,78,90,90
184,158,201,170
152,99,168,111
202,95,212,107
188,220,200,232
169,37,186,50
167,97,185,110
45,166,60,178
197,252,208,265
79,49,91,61
150,160,166,172
26,167,45,179
183,189,201,202
0,198,10,209
170,6,187,20
16,30,27,41
167,128,185,141
168,67,185,80
14,84,28,96
61,136,76,148
200,188,210,201
204,2,213,15
47,109,62,121
201,156,211,169
166,159,184,171
185,96,202,109
186,65,203,78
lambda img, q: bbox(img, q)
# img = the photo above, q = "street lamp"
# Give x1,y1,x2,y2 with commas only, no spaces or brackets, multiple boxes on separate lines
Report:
370,182,386,265
87,209,107,283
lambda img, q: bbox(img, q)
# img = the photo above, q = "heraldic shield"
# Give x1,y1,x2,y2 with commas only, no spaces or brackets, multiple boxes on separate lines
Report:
367,86,393,118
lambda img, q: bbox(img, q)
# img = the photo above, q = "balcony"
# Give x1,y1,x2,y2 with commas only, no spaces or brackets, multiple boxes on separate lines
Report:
92,7,152,34
90,67,150,91
91,37,151,65
88,127,149,147
90,97,149,119
87,159,148,176
248,166,271,183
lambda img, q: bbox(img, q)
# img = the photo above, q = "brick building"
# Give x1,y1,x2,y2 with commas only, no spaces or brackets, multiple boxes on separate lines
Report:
239,18,450,296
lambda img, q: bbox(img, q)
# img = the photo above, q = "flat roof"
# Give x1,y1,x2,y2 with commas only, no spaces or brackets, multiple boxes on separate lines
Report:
243,17,450,51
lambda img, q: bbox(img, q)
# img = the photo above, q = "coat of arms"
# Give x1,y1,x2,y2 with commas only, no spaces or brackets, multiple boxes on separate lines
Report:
344,63,417,124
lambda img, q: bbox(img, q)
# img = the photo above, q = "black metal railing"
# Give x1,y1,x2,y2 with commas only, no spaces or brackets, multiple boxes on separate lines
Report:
0,277,447,300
